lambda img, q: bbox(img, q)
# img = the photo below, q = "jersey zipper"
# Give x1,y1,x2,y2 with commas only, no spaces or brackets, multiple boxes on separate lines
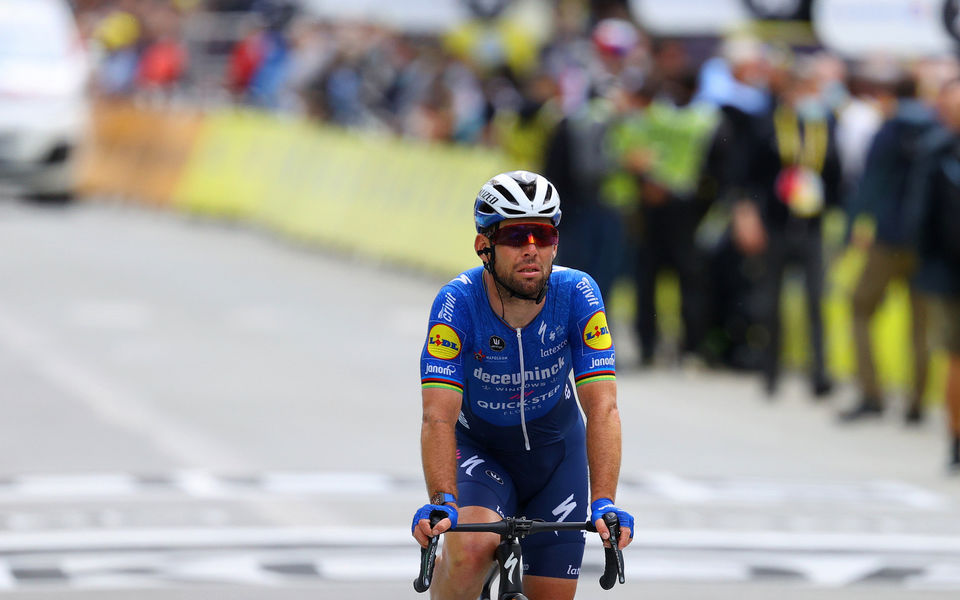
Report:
516,327,531,451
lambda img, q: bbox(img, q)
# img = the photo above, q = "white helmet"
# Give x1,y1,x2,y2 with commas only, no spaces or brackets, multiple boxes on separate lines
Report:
474,170,561,233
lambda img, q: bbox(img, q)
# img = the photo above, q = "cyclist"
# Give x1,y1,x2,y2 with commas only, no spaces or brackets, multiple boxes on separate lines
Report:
412,170,634,600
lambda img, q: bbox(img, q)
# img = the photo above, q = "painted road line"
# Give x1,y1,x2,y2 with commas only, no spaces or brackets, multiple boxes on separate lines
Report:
0,548,958,590
0,527,959,556
0,471,944,512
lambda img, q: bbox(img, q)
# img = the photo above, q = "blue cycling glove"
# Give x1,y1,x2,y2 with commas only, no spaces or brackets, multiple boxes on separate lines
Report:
590,498,634,539
411,503,458,535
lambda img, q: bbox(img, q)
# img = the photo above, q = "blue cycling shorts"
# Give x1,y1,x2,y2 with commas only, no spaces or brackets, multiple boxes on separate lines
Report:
455,424,588,579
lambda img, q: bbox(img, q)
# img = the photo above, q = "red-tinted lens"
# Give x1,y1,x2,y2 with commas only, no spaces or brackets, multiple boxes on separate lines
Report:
489,223,559,247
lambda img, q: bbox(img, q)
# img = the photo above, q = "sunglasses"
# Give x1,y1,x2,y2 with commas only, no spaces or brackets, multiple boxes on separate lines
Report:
488,223,559,247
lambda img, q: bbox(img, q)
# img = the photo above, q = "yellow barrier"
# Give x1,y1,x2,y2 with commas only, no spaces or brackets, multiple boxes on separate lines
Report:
77,99,203,205
173,110,512,274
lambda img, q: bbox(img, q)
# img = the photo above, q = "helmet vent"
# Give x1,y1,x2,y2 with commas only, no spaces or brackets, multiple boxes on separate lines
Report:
493,184,520,205
500,206,526,215
516,180,537,201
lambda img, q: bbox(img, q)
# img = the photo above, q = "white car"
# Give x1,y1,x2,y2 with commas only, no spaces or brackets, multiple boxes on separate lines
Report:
0,0,89,199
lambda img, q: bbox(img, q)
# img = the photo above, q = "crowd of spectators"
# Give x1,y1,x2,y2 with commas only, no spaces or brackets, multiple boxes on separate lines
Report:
73,0,960,471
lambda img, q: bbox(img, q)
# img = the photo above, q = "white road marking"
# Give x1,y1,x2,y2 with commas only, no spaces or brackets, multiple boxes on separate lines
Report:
261,471,393,495
15,474,139,498
0,537,957,590
319,554,417,580
174,470,229,498
0,526,958,557
625,557,748,582
0,560,15,589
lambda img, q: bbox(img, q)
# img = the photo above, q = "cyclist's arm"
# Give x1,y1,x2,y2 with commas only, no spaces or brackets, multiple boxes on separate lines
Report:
578,379,621,506
579,379,632,549
414,386,462,545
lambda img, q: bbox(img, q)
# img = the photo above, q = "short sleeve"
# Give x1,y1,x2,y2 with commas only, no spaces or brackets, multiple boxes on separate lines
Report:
567,272,616,387
420,286,471,394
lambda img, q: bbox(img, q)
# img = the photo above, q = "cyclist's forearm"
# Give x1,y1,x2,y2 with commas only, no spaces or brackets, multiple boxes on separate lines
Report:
420,388,462,503
580,381,622,502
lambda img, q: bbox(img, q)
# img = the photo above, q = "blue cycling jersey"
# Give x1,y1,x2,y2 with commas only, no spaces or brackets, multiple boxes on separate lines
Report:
420,265,616,452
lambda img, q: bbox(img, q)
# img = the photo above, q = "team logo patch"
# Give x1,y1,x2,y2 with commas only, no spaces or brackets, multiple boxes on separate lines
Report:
474,350,486,362
583,311,612,350
485,469,504,485
428,324,462,359
489,335,505,352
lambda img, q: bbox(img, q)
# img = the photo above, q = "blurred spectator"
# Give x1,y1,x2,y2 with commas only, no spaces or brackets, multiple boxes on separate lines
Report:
905,78,960,471
91,0,143,96
739,56,842,397
545,18,646,297
226,1,296,109
606,70,719,366
695,35,771,117
490,70,562,170
834,57,897,197
840,72,936,423
136,3,188,94
695,35,773,370
443,0,541,80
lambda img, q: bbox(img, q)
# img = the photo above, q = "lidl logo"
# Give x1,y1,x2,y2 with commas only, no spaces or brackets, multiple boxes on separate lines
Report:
428,324,462,359
583,311,612,350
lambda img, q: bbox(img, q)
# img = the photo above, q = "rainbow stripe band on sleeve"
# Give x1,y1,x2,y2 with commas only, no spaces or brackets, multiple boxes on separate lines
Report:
421,378,464,394
574,371,616,387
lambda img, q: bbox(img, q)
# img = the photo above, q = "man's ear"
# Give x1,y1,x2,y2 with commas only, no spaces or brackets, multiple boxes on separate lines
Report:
475,234,491,263
552,246,557,260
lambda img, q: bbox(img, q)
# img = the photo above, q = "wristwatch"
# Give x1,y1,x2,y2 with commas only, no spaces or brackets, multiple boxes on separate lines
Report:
431,492,457,506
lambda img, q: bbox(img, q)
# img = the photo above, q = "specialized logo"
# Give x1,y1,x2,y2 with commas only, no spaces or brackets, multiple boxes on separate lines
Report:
538,321,548,344
582,311,612,350
489,335,505,352
427,324,461,359
461,455,485,476
552,493,577,524
485,469,504,485
458,412,470,429
504,552,520,584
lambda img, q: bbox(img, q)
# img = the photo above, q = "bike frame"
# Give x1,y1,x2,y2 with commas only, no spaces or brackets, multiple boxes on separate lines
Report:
414,512,624,600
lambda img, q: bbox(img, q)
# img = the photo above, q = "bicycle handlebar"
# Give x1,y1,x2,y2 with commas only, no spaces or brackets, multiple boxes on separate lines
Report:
413,511,625,593
413,512,445,593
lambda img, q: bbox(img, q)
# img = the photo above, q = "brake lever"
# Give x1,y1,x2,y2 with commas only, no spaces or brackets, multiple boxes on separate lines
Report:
598,511,625,589
413,511,447,592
